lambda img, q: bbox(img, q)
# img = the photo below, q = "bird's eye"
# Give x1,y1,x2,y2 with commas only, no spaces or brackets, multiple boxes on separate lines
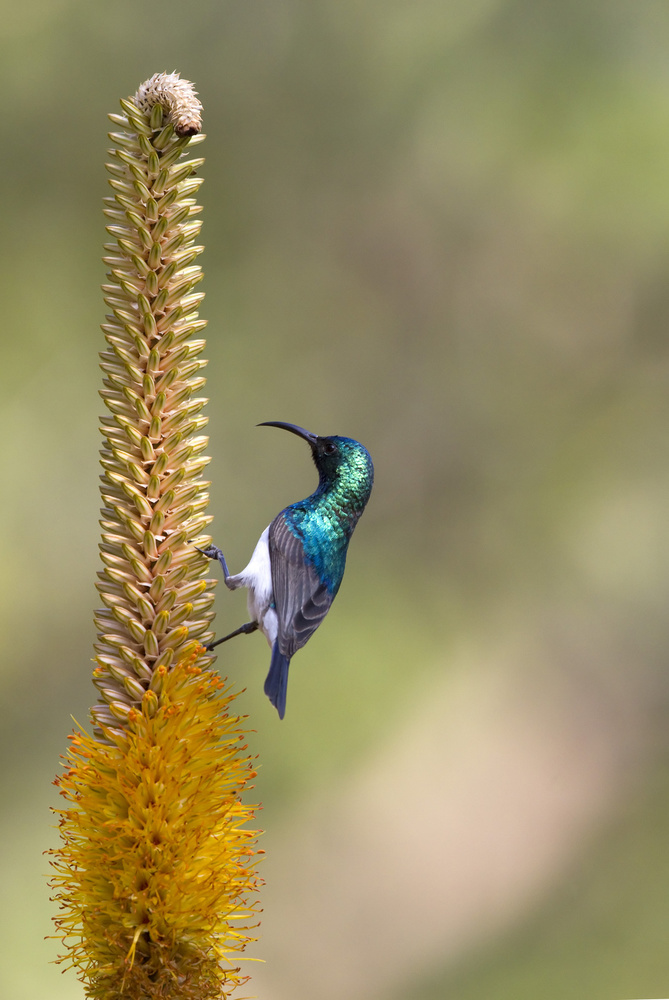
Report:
323,441,336,455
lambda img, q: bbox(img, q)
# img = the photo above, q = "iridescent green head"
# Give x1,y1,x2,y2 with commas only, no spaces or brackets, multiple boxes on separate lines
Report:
258,421,374,513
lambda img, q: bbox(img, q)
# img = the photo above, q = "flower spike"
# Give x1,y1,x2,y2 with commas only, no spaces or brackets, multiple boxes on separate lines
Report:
93,71,215,740
49,74,262,1000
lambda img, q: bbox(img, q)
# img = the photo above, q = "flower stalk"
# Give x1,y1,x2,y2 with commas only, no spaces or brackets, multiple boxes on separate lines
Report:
49,73,262,999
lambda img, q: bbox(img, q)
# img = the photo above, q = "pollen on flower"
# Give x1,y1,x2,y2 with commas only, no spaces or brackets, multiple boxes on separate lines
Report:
49,649,262,1000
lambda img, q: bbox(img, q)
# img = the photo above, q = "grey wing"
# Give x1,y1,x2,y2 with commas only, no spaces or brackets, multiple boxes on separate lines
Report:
269,514,334,658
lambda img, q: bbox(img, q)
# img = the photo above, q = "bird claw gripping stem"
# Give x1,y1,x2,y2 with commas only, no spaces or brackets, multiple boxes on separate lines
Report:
195,543,232,580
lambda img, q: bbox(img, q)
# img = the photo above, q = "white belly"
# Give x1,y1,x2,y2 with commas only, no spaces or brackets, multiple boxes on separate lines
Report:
231,527,277,647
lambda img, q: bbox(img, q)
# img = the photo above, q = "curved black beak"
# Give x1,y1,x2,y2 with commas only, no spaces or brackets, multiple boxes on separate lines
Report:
258,421,319,447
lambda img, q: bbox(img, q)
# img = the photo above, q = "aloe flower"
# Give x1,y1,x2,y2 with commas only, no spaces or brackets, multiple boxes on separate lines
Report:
93,71,213,729
49,74,262,1000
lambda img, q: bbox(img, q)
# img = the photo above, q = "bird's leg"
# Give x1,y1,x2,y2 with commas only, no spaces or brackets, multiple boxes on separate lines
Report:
206,621,259,650
196,543,257,649
195,544,237,591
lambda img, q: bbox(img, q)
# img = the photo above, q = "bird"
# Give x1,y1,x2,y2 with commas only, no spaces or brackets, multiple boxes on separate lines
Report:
197,421,374,719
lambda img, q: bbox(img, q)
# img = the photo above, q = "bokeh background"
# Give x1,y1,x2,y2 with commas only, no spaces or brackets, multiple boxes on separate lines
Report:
3,1,669,997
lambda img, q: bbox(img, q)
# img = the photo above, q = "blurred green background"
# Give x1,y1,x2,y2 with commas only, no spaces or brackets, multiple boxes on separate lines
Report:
3,1,669,997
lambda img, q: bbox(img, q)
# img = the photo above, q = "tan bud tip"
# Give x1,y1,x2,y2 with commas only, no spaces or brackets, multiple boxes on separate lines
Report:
133,71,203,136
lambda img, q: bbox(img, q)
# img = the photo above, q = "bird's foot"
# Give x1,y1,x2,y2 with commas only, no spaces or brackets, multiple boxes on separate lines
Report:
194,543,232,582
206,621,259,650
195,544,223,561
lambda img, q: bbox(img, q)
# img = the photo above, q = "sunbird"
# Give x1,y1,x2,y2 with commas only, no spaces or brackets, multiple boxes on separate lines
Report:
198,421,374,718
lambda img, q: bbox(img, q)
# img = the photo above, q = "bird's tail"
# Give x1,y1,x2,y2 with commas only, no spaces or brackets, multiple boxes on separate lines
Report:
264,644,290,719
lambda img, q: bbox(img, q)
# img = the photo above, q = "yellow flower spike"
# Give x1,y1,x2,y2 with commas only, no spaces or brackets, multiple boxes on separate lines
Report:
50,648,262,1000
49,74,263,999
